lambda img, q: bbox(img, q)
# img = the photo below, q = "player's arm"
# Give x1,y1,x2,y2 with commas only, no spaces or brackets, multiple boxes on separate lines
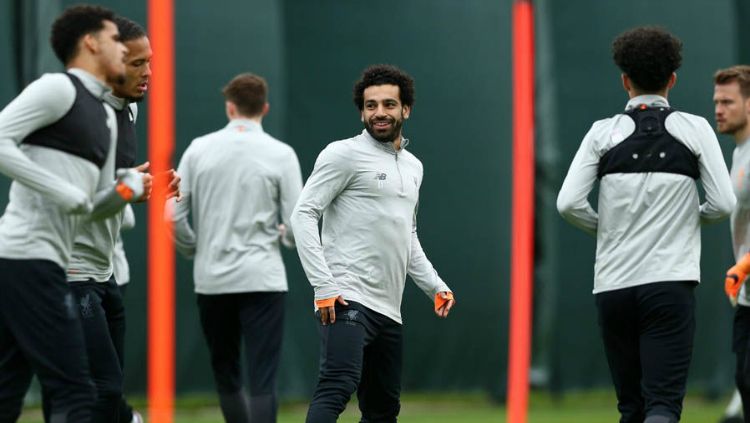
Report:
726,253,750,306
691,118,736,223
278,149,303,249
167,147,196,258
556,122,601,236
0,73,92,213
290,143,351,324
407,202,454,318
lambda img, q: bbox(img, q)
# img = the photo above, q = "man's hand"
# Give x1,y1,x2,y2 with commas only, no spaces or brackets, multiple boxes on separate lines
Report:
133,161,153,202
435,291,455,318
726,253,750,306
164,169,181,201
726,264,748,307
318,296,348,325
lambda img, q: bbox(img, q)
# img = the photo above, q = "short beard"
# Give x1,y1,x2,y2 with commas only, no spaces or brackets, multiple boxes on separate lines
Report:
719,119,748,136
364,118,403,143
127,94,146,103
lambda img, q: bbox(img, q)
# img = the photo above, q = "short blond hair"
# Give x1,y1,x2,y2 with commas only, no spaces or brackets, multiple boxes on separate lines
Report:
714,65,750,98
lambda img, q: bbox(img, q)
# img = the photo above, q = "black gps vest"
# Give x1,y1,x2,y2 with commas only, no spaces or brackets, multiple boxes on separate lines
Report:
597,105,699,180
114,106,137,169
23,73,110,169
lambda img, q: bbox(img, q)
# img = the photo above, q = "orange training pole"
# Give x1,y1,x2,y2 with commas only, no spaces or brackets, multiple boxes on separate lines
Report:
147,0,175,422
508,1,535,423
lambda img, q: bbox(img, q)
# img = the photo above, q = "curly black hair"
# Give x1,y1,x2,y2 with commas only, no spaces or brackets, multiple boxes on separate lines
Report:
51,4,116,65
612,26,682,92
353,64,415,111
115,16,146,43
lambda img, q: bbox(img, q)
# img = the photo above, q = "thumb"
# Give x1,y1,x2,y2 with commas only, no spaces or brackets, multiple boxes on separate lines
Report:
337,296,349,306
135,161,151,173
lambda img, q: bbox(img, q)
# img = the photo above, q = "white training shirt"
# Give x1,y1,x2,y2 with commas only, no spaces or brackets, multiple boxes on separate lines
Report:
170,119,302,294
557,95,735,294
291,130,451,324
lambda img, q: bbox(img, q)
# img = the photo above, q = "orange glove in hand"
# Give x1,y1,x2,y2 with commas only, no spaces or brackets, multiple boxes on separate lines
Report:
726,253,750,306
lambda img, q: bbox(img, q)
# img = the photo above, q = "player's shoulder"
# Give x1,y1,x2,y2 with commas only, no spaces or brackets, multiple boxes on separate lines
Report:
666,109,711,127
400,147,423,168
323,136,358,155
184,131,216,156
24,73,76,100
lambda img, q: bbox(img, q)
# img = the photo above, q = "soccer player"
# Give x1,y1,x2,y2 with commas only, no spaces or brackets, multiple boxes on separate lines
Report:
170,73,302,422
0,4,145,422
291,64,455,423
63,15,155,423
557,27,735,423
714,65,750,423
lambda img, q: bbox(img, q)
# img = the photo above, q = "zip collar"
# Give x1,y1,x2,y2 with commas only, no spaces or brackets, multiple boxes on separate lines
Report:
226,119,263,133
102,92,128,111
361,129,409,155
625,95,670,111
67,68,112,100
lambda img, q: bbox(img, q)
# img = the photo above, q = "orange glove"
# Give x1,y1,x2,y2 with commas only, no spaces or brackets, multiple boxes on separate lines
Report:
434,291,455,313
726,253,750,306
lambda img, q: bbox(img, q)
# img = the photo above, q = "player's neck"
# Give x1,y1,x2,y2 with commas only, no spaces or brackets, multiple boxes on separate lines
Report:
66,56,107,84
734,125,750,145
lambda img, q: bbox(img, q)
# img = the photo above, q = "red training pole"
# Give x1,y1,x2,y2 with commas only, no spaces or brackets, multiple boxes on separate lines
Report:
147,0,175,422
508,1,535,423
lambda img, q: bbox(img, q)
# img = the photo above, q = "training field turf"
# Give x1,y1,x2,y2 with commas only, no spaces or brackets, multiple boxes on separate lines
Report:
16,391,729,422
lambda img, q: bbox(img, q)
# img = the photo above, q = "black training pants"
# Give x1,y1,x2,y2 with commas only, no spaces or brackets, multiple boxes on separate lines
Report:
596,281,696,423
69,278,126,423
197,291,286,423
0,258,95,423
306,301,403,423
732,304,750,422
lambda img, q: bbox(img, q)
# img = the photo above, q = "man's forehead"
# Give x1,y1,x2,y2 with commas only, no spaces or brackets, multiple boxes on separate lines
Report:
125,37,151,55
715,82,742,95
363,84,400,101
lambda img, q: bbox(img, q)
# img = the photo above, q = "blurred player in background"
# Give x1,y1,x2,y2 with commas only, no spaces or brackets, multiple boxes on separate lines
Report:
558,27,735,423
170,73,302,423
714,65,750,423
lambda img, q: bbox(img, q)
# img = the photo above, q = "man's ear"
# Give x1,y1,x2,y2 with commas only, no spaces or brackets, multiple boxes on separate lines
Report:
403,105,411,119
82,33,98,54
666,72,677,90
621,74,631,92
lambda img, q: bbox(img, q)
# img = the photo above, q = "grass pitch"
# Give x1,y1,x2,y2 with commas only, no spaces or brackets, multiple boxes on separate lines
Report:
17,390,729,422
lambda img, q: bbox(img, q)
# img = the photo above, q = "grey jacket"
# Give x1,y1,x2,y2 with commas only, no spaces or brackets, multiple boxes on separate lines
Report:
291,130,450,324
171,119,302,294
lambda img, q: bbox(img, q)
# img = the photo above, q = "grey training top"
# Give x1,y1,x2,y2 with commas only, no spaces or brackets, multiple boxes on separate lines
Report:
0,68,117,270
557,95,736,294
67,96,137,282
171,119,303,294
730,139,750,306
291,130,451,324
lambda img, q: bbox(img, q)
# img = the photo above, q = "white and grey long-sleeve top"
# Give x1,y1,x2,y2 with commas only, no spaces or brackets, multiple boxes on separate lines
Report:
170,119,303,294
730,139,750,306
0,68,117,270
67,95,137,283
557,95,736,294
291,130,451,324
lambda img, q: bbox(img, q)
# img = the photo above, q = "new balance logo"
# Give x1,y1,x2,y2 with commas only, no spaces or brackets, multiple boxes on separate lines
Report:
374,172,387,189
